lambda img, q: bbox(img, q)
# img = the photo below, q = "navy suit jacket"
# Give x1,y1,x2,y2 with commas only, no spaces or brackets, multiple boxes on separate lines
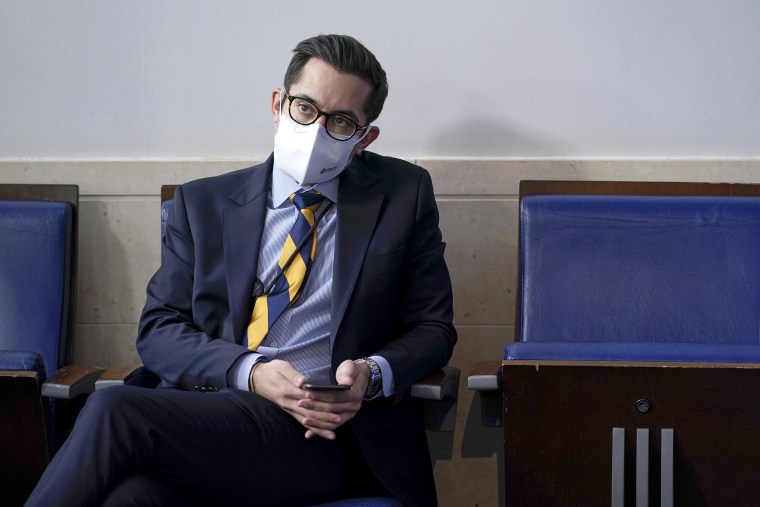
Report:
137,151,457,506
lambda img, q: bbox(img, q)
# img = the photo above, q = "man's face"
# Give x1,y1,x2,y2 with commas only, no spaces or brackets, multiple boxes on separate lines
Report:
271,57,379,155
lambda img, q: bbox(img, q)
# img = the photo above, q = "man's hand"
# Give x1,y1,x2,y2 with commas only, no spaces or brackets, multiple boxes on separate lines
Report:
251,359,371,440
299,359,371,440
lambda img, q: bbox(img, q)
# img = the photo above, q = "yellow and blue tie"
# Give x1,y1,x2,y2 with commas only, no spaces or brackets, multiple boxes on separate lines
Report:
247,191,325,350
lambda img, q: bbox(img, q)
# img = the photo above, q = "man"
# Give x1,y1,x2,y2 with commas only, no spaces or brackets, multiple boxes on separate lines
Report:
26,34,456,507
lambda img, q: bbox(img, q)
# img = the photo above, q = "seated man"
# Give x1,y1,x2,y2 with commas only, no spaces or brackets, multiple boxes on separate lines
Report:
26,34,456,507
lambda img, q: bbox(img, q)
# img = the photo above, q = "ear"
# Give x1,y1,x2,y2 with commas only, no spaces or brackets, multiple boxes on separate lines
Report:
355,126,380,155
271,89,282,123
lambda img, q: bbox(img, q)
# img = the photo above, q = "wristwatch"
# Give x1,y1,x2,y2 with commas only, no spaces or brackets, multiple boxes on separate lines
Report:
354,357,382,399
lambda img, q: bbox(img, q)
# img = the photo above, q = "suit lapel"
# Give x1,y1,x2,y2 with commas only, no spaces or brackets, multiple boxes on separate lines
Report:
331,159,385,344
224,159,272,343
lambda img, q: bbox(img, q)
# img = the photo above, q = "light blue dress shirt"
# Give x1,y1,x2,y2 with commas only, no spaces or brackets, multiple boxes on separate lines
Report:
228,168,393,396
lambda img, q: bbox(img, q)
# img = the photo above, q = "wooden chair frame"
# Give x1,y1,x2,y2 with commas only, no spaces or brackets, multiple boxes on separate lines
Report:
469,180,760,505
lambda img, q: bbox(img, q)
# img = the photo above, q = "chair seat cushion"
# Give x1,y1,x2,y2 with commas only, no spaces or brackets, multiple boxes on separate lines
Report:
310,497,402,507
0,350,45,380
506,341,760,362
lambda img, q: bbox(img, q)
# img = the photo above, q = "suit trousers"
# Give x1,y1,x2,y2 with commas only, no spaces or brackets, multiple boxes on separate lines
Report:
26,385,382,507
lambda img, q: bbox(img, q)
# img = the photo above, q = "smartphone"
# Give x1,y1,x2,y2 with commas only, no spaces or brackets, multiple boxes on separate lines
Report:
304,383,350,391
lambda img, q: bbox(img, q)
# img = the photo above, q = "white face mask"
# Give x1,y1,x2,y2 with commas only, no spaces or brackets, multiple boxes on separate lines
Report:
273,97,364,185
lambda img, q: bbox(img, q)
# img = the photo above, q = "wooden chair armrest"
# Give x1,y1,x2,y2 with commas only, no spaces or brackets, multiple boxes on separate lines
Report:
41,364,105,399
411,366,460,401
467,360,502,390
95,365,160,390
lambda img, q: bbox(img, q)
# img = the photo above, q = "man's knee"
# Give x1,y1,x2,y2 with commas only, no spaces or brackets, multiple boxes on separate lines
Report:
75,386,155,440
82,386,144,417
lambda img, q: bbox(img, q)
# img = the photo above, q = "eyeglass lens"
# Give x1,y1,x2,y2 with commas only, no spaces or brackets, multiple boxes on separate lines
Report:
288,96,359,141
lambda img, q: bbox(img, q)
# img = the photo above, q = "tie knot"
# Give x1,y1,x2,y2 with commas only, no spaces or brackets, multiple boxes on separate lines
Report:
290,191,325,211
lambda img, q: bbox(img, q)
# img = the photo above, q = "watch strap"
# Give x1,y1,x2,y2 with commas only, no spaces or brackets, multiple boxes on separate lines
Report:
355,357,382,399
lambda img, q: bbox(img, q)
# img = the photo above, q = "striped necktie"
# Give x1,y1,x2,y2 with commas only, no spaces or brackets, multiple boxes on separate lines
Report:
247,191,326,351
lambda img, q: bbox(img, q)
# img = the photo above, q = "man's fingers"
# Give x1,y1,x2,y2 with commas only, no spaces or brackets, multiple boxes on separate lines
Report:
305,428,336,440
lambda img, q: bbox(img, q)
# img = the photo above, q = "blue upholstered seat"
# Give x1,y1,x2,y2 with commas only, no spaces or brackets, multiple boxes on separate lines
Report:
1,196,76,504
0,200,73,379
464,182,760,504
510,194,760,361
0,350,47,377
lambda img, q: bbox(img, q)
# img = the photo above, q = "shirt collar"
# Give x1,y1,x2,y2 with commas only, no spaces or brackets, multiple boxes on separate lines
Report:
271,167,340,208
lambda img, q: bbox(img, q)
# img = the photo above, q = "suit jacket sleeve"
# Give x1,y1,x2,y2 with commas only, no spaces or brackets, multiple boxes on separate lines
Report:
333,156,457,397
377,169,457,395
136,184,250,390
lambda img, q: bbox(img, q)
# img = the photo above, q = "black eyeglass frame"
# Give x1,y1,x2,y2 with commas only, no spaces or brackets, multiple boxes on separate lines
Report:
283,92,369,141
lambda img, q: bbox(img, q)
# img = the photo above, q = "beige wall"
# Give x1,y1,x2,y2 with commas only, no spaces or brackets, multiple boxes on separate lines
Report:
4,159,760,505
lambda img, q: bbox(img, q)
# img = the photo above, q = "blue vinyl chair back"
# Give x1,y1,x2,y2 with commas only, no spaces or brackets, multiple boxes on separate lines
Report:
0,200,73,379
509,194,760,361
161,197,172,238
0,199,74,456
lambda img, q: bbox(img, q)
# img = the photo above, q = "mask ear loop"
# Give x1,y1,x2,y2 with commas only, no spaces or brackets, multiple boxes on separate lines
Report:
274,88,287,135
279,88,288,115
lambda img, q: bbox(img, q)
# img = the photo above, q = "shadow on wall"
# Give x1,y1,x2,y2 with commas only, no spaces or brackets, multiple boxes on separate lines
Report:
428,114,573,157
428,391,505,506
462,392,504,505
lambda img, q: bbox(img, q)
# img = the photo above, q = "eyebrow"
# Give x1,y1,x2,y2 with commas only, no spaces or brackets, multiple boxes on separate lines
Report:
294,93,363,125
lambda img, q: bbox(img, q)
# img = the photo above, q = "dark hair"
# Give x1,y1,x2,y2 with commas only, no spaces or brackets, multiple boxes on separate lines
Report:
284,34,388,124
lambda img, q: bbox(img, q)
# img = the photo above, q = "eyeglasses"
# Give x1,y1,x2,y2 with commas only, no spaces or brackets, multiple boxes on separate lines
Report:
283,92,368,141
